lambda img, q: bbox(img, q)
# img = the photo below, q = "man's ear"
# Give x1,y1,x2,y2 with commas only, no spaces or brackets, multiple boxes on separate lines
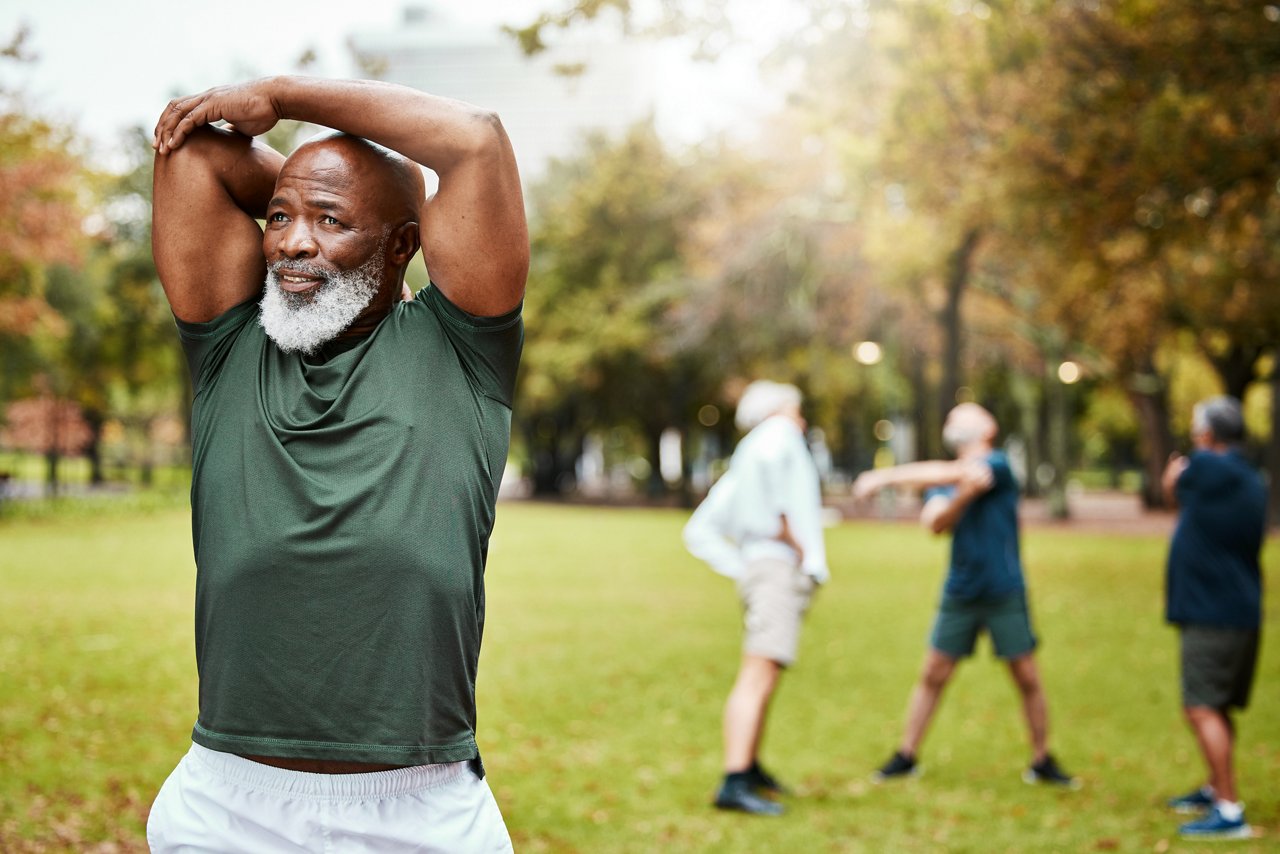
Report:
387,221,421,266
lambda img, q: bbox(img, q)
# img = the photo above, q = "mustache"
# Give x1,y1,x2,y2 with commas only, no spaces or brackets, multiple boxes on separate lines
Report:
268,260,334,280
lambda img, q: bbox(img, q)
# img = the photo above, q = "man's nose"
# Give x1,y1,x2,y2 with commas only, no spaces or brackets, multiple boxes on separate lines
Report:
277,222,318,259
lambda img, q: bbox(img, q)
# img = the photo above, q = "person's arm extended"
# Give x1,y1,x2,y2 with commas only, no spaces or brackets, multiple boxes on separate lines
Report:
852,459,969,500
919,462,994,534
152,125,284,322
154,76,529,318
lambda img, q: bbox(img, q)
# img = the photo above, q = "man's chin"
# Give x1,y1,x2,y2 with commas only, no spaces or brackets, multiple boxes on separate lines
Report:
260,308,349,355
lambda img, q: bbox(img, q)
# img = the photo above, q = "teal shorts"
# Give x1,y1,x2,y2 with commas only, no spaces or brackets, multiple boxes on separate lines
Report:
930,591,1037,660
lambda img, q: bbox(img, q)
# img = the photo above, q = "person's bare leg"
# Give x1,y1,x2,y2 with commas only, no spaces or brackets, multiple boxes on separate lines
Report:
1185,706,1237,803
723,654,782,772
1007,654,1049,764
900,649,958,757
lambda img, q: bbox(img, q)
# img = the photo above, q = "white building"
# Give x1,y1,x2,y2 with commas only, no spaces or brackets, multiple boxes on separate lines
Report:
349,5,663,182
348,4,791,183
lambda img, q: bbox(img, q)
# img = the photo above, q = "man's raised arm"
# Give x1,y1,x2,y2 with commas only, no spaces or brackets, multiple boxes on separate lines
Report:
852,460,969,501
154,77,529,318
153,126,284,323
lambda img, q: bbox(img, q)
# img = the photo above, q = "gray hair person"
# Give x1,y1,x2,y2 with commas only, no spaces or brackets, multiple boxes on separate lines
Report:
148,76,527,852
1191,395,1246,444
1161,395,1266,840
684,380,829,816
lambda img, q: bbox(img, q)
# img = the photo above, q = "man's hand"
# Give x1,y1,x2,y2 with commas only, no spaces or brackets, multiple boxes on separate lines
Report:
852,470,885,502
154,80,281,155
777,514,805,565
1162,453,1188,506
957,460,994,495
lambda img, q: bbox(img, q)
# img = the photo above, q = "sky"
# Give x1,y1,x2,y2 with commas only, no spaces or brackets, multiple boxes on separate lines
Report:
0,0,803,167
0,0,556,162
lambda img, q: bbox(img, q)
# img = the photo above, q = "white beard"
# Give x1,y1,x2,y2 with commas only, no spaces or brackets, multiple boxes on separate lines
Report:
259,248,385,355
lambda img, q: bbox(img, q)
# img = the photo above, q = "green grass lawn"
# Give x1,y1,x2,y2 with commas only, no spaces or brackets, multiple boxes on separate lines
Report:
1,504,1276,852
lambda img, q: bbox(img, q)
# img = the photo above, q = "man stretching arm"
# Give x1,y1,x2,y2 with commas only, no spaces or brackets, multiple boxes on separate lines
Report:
147,77,526,852
853,403,1078,788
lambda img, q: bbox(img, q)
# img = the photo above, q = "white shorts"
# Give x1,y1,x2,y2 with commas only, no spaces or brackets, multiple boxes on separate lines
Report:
147,743,513,853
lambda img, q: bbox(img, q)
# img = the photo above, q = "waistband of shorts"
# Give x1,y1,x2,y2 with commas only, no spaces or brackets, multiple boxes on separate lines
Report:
185,742,470,799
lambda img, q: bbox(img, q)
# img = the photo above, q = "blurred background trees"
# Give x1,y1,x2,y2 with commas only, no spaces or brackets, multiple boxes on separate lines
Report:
0,40,183,497
2,1,1277,520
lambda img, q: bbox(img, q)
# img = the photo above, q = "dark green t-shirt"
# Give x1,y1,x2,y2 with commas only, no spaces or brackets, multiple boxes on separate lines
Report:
176,286,522,765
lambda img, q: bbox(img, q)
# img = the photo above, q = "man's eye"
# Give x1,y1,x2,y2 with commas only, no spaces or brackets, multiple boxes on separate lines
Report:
322,215,341,226
268,212,288,222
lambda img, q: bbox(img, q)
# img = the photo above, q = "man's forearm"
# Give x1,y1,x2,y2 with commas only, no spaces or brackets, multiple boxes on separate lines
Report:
267,77,505,174
873,460,965,491
922,483,981,533
154,126,280,219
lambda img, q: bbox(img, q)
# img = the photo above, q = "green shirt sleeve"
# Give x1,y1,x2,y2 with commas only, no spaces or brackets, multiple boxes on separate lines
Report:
173,299,259,396
417,285,524,408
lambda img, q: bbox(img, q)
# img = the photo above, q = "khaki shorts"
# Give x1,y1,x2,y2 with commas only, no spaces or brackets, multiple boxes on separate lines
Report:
736,558,817,666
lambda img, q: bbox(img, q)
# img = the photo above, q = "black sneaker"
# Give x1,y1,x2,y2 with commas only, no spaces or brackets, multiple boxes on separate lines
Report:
872,750,919,782
1023,754,1081,789
746,761,788,796
714,774,785,816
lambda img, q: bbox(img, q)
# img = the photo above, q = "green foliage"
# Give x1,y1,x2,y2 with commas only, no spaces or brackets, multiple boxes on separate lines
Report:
0,87,89,404
2,505,1278,851
519,124,731,492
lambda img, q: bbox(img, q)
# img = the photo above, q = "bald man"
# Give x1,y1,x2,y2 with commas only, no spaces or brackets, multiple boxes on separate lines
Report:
853,404,1077,787
146,78,526,851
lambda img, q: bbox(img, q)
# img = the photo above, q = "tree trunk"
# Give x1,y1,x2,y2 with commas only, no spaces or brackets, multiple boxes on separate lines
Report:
44,397,60,498
1205,341,1264,401
526,411,581,497
936,228,981,440
1011,370,1043,498
1268,357,1280,528
907,346,933,461
678,427,695,508
45,447,60,498
644,425,666,499
1127,372,1175,509
1046,365,1070,519
85,409,106,485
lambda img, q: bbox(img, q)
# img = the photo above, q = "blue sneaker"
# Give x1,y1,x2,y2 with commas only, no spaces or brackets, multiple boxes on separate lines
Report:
1179,805,1251,840
1167,785,1214,815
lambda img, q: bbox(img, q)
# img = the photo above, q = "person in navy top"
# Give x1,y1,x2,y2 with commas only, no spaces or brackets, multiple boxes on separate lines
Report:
1162,396,1266,840
853,403,1077,787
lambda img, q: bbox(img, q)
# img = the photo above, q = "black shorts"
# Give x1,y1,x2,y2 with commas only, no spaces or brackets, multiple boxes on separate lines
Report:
1180,625,1260,711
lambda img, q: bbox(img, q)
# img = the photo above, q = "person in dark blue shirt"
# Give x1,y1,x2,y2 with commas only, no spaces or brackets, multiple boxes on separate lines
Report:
1162,396,1266,840
853,403,1077,787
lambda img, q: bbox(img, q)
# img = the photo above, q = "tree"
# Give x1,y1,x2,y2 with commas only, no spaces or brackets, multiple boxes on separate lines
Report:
0,57,88,405
1001,0,1280,506
519,123,711,494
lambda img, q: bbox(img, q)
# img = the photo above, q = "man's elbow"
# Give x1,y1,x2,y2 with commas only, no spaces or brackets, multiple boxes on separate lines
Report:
458,108,510,157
